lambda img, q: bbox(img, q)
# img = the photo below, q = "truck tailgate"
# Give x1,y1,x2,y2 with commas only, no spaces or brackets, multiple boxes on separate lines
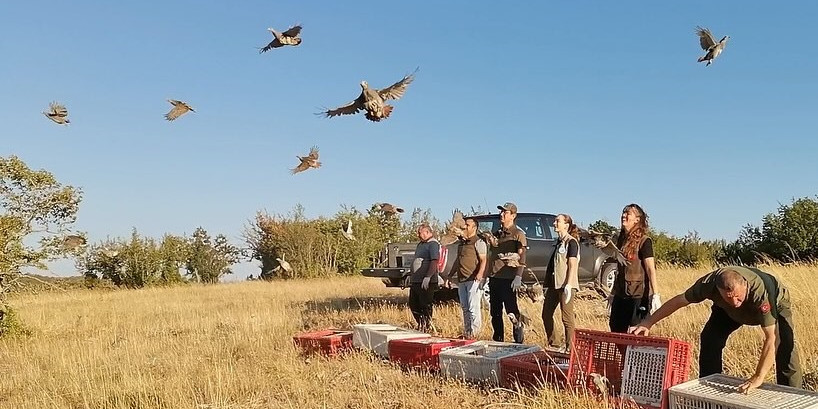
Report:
360,268,408,279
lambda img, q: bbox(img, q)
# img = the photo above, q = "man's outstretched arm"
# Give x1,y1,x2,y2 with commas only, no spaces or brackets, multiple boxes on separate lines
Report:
629,293,691,335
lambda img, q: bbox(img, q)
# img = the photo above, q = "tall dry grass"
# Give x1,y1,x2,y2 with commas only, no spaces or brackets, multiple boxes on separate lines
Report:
1,264,816,409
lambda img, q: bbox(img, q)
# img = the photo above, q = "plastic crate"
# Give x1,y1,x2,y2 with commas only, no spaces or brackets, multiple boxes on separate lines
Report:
668,374,818,409
352,324,430,358
568,329,691,409
499,348,571,389
292,329,354,356
388,337,476,371
439,341,542,385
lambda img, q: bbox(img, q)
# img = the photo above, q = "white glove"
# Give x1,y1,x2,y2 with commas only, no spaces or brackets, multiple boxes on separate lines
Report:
650,294,662,314
421,276,431,290
562,288,573,304
511,276,523,292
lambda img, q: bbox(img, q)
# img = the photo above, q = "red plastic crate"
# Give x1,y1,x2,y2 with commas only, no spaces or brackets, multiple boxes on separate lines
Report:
388,337,476,371
292,329,354,356
567,329,691,409
499,348,571,389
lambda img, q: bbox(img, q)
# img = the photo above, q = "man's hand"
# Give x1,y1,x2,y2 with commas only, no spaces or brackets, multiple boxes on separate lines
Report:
606,294,614,314
421,276,431,290
628,324,651,336
737,376,763,394
478,278,486,291
511,276,522,292
562,288,572,304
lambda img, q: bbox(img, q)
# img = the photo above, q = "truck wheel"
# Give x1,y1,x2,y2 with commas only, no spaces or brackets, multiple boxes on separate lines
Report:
597,263,617,294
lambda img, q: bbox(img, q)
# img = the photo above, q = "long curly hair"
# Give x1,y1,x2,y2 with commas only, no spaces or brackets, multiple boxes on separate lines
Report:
558,214,580,241
618,204,649,260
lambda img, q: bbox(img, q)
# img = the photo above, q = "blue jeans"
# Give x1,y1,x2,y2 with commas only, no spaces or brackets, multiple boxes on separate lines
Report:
457,280,483,338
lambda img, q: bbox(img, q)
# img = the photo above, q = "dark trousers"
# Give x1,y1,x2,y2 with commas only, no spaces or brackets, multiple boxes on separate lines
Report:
542,287,576,350
488,277,523,343
408,283,437,332
700,305,803,388
609,295,649,333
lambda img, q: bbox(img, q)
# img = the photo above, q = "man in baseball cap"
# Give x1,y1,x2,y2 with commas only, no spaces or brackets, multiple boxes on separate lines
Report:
486,201,527,343
497,202,518,214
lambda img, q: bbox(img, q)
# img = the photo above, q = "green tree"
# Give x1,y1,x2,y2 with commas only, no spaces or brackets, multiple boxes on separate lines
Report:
78,230,190,287
717,196,818,264
588,219,618,235
185,227,242,283
0,155,82,332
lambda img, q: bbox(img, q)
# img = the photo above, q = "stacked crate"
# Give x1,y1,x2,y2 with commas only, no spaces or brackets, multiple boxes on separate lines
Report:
292,329,354,356
499,348,571,389
668,374,818,409
439,341,542,385
388,337,476,371
352,324,430,358
568,329,691,409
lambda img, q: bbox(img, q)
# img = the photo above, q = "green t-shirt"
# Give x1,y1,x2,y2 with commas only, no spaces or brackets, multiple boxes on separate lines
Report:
684,266,786,327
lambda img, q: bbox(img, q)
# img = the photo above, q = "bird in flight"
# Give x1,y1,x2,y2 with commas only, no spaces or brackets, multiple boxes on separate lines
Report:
373,202,404,216
696,26,729,66
320,69,417,122
62,235,86,251
43,101,70,125
291,146,321,174
260,24,302,53
165,99,195,121
341,220,356,241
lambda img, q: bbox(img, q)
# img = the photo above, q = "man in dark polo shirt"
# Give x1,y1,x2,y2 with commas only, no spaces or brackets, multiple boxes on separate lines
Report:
486,202,527,343
408,223,440,333
629,266,802,393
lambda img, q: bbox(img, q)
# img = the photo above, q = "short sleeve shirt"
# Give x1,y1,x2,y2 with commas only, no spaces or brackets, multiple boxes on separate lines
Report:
490,225,527,279
410,238,440,284
474,239,487,256
684,266,782,327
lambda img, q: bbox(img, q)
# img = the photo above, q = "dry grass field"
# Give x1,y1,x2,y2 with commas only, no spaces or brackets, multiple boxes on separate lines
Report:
1,264,817,409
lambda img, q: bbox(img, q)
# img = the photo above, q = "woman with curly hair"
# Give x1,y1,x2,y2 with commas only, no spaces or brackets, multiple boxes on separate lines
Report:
541,214,581,352
609,203,661,333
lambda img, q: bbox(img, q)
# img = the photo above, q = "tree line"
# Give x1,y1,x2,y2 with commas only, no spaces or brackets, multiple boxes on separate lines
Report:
2,154,817,332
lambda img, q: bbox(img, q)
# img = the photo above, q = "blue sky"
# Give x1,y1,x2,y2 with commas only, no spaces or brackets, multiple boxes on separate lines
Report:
2,1,817,279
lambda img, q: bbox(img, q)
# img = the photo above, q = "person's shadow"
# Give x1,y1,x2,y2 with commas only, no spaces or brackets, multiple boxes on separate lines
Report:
303,294,409,314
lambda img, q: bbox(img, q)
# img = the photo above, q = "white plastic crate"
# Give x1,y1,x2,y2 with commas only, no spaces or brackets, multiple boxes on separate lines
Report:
352,324,430,358
439,341,541,385
621,345,669,407
669,373,818,409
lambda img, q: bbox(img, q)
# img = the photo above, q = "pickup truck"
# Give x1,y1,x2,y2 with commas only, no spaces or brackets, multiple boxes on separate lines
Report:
360,212,618,298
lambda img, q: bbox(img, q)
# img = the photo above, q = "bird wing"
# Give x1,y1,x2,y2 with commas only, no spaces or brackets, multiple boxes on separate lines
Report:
259,38,282,53
165,105,187,121
378,70,417,101
600,240,629,266
50,102,68,116
165,101,192,120
291,157,311,174
281,24,302,37
307,146,319,160
696,26,717,50
321,94,365,118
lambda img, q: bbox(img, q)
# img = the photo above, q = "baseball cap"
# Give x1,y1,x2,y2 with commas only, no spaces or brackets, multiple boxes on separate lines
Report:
497,202,518,214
